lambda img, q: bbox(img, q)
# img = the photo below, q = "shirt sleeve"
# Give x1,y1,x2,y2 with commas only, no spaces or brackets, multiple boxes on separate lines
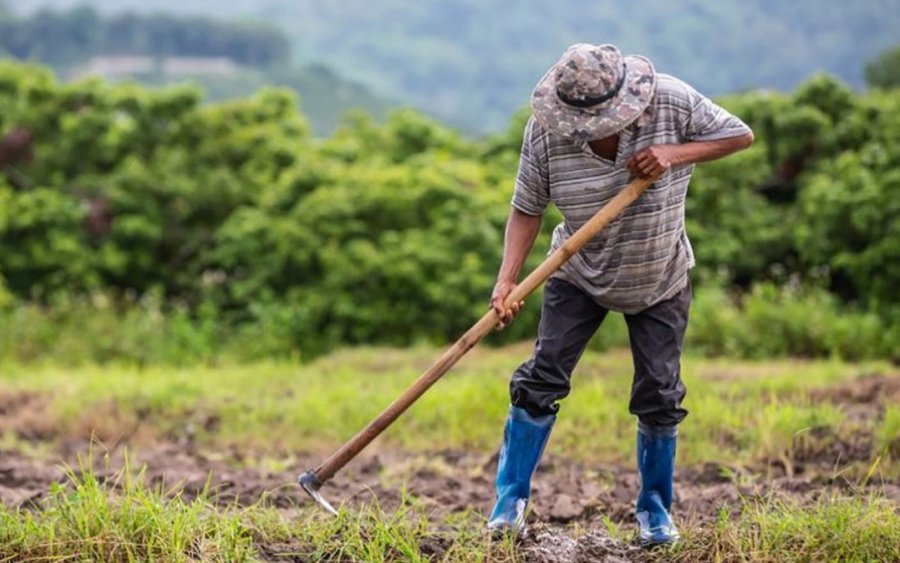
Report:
679,81,752,142
510,116,551,216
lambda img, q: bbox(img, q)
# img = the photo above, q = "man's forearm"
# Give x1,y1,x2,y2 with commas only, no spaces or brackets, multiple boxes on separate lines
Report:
627,132,754,178
672,132,754,165
497,208,542,282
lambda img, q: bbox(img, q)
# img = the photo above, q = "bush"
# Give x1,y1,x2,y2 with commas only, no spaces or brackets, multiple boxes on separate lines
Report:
0,63,898,361
0,282,894,366
688,282,894,362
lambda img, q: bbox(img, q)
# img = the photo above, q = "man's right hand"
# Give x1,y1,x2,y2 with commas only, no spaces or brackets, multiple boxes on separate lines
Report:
491,279,524,330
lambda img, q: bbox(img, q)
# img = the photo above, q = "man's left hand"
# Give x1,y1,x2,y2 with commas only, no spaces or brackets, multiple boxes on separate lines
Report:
626,145,681,179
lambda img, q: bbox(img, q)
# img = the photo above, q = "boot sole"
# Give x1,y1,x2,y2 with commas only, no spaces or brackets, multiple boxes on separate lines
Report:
486,523,526,541
639,537,679,549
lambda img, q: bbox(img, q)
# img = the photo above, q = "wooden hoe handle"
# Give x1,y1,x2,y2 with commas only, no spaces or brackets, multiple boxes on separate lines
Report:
308,174,657,484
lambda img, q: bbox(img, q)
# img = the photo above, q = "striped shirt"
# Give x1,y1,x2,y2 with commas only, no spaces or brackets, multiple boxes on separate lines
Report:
512,74,752,313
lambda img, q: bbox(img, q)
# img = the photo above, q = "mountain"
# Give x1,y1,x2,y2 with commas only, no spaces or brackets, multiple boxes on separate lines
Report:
17,0,900,132
156,64,394,134
0,3,393,134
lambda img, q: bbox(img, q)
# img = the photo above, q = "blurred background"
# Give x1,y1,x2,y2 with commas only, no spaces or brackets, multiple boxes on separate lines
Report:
0,0,899,364
5,1,900,133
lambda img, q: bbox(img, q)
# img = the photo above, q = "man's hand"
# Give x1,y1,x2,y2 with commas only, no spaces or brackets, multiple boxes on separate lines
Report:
626,145,681,179
491,279,525,330
491,209,542,329
626,134,755,179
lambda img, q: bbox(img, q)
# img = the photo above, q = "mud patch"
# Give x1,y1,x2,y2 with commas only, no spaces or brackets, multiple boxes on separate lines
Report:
521,526,648,563
0,450,63,507
0,389,58,441
2,443,896,522
790,425,874,466
69,399,152,446
809,373,900,414
774,373,900,472
256,539,312,563
2,443,899,562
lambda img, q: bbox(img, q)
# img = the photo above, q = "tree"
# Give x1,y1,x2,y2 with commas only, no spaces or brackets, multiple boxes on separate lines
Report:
1,60,898,358
865,44,900,89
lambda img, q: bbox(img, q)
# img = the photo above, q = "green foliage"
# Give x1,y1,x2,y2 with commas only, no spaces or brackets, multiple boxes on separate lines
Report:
2,279,895,365
688,76,900,317
865,44,900,89
686,144,791,285
795,120,900,308
0,62,898,362
688,282,895,361
0,292,231,366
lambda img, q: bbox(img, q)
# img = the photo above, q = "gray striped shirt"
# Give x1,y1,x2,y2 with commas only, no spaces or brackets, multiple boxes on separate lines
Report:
512,74,751,313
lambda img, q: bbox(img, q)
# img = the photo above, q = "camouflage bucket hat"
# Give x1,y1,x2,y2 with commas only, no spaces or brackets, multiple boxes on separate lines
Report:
531,43,656,140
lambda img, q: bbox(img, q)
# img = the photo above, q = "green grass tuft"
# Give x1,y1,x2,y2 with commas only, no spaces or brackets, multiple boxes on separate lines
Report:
0,456,255,562
676,492,900,563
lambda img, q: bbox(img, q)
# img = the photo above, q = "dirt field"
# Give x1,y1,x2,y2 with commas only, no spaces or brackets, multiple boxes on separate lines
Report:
2,438,898,562
2,357,899,562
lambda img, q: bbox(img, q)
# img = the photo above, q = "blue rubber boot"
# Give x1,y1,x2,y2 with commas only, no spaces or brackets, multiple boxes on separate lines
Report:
636,422,680,547
487,406,555,535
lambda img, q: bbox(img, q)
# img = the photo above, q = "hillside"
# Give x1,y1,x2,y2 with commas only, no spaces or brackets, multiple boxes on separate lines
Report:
18,0,900,132
0,4,393,134
140,64,394,134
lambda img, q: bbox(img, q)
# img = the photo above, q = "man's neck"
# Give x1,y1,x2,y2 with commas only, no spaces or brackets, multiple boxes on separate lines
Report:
587,134,619,161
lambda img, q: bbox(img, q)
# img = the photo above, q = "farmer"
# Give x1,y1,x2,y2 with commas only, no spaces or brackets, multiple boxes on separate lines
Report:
487,43,753,546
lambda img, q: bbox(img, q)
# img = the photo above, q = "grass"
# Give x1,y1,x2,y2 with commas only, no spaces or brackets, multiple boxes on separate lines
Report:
0,347,895,474
1,461,897,563
675,493,900,562
0,346,898,561
0,458,517,562
0,459,256,562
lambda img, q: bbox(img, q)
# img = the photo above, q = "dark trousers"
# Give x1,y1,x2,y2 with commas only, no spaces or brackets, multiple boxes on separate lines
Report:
510,277,690,427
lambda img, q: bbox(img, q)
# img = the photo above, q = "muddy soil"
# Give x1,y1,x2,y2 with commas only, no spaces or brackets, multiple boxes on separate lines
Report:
2,441,899,562
2,373,899,561
5,442,897,518
3,444,897,563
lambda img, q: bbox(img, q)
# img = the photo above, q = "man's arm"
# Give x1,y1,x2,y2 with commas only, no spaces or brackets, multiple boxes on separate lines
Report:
495,116,550,328
491,208,542,329
626,132,754,178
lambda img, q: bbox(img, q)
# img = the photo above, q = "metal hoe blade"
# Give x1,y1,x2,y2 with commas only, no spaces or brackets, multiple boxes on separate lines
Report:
298,471,339,516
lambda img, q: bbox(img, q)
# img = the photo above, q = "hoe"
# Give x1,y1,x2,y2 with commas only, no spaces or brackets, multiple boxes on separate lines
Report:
299,174,659,515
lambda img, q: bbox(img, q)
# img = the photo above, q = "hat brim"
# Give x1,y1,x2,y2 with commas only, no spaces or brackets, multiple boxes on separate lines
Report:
531,54,656,140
